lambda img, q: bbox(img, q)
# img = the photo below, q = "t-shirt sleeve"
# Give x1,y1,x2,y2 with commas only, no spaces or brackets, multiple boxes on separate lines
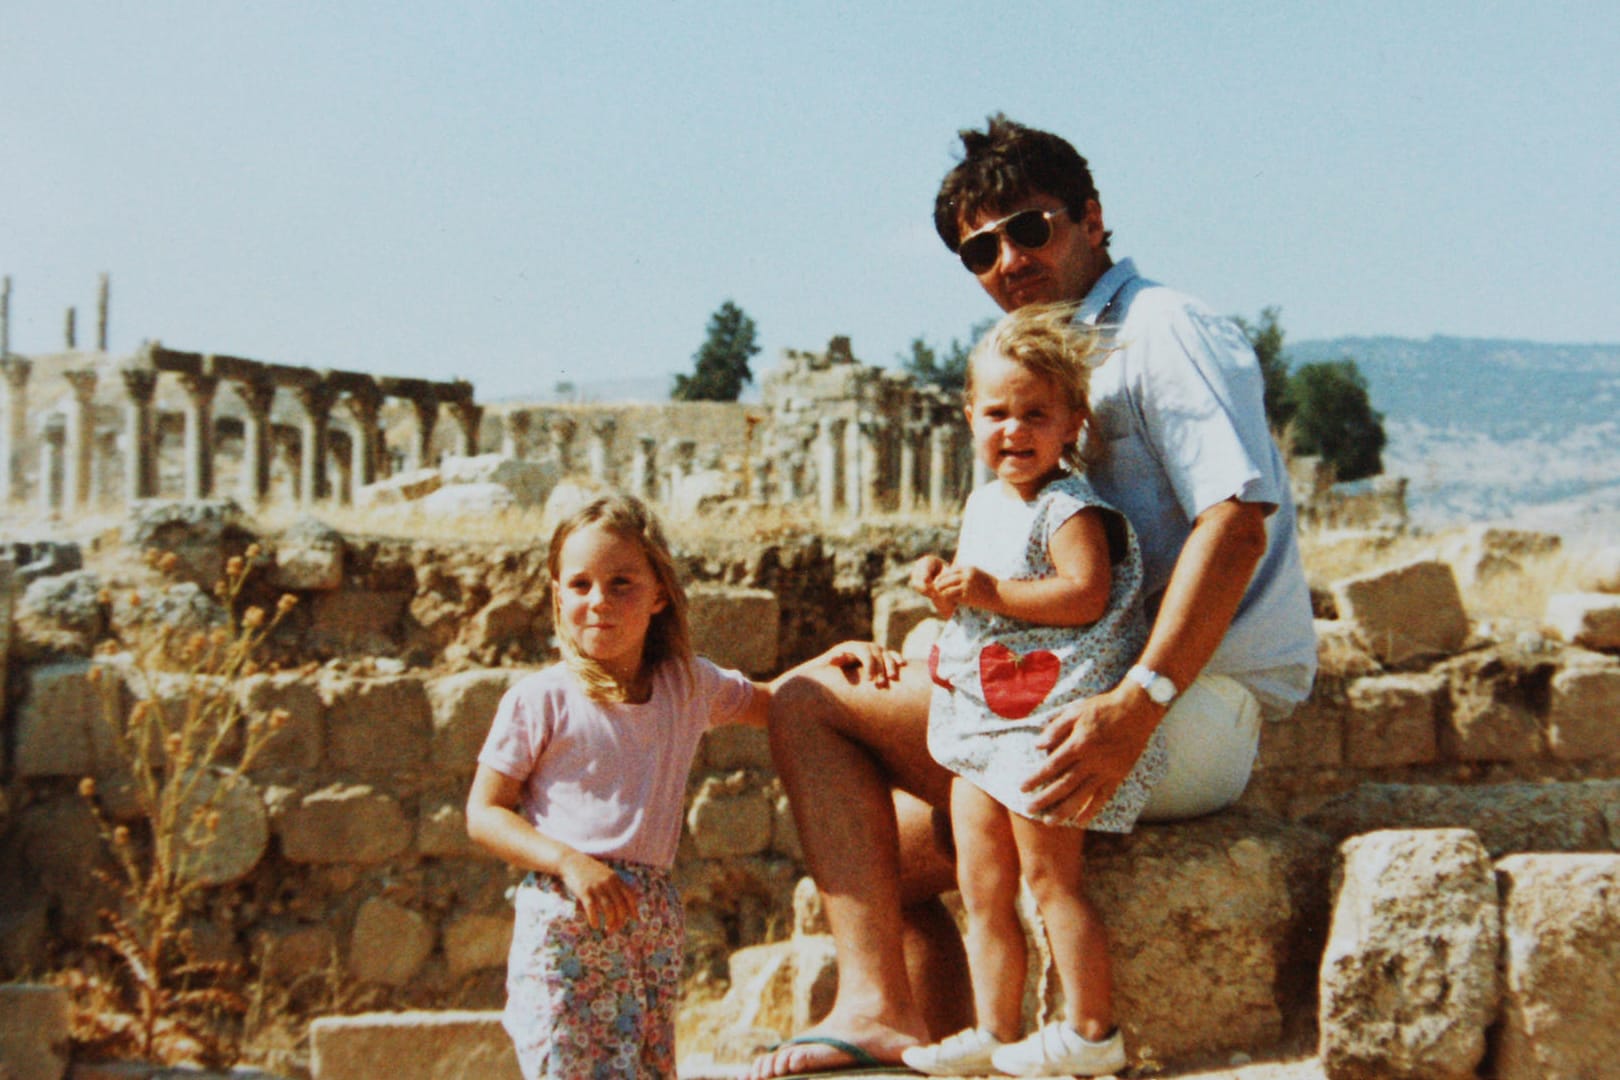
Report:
690,657,757,730
1129,301,1278,518
477,678,550,781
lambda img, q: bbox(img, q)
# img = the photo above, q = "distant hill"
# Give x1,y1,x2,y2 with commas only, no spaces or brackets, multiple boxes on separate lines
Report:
1289,336,1620,534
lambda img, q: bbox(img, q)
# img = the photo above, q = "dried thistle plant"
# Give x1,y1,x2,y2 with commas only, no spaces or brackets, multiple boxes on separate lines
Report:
72,543,299,1065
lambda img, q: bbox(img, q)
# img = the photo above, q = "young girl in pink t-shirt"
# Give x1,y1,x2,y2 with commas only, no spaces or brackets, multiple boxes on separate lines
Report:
467,493,896,1079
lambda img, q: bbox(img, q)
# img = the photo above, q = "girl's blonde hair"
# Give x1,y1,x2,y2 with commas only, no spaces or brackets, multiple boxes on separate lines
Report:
965,301,1107,472
547,493,693,703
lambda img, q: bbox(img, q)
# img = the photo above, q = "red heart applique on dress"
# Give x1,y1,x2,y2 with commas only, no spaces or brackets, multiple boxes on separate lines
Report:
928,643,954,690
978,643,1060,719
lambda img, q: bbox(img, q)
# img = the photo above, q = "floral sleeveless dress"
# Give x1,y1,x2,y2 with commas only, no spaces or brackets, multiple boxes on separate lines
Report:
927,473,1165,832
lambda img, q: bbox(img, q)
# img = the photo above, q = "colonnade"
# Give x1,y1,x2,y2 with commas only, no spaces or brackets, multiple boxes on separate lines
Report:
1,344,481,515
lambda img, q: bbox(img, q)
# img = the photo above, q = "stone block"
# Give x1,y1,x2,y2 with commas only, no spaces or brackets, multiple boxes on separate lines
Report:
701,724,773,770
306,589,412,654
688,585,779,676
309,1010,521,1080
1255,689,1345,770
427,669,527,773
871,587,934,652
172,772,269,886
1494,853,1620,1080
1313,619,1384,679
1319,829,1499,1080
418,800,478,858
355,466,443,506
1546,591,1620,650
718,942,797,1039
687,776,773,858
349,897,435,986
1304,780,1620,858
1575,544,1620,593
444,913,512,978
0,983,71,1080
438,453,559,508
1434,649,1550,762
237,672,324,773
276,784,411,864
323,675,431,776
268,518,345,591
420,481,517,516
253,922,338,981
1546,656,1620,760
1332,559,1469,667
1083,809,1335,1066
1342,673,1443,768
1441,524,1560,587
13,660,100,778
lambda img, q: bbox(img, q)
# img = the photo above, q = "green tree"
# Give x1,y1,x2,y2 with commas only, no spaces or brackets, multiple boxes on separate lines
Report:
673,301,760,401
1289,359,1387,482
1234,306,1296,432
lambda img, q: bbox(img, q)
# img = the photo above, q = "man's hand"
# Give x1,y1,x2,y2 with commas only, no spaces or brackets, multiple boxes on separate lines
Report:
1022,682,1163,823
820,640,906,689
559,850,635,932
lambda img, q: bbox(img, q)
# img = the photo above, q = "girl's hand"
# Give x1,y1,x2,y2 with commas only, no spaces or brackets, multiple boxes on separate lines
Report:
559,851,635,932
820,640,906,689
910,555,956,617
932,564,998,611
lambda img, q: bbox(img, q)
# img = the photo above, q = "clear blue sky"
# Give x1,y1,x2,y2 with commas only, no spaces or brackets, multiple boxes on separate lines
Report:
5,2,1617,401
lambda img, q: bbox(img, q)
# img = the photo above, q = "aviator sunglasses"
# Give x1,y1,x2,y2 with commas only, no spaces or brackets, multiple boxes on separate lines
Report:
956,206,1069,274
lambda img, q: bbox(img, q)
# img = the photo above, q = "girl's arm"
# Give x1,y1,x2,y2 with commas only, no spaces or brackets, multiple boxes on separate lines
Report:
465,764,635,931
931,507,1112,627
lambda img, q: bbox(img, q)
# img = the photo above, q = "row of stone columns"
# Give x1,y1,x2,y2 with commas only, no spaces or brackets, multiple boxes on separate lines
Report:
1,345,483,514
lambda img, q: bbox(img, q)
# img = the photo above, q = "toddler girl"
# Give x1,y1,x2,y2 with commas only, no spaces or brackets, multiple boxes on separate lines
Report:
903,302,1161,1077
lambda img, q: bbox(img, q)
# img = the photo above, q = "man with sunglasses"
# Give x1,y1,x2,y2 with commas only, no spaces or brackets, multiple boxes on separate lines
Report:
749,115,1317,1079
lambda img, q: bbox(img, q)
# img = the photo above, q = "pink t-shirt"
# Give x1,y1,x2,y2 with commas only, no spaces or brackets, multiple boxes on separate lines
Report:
477,657,755,870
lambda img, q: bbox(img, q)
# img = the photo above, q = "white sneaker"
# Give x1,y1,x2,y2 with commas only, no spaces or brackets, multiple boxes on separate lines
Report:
900,1027,1007,1076
990,1022,1126,1077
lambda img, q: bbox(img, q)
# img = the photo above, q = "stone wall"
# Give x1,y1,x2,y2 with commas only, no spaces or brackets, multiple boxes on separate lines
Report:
2,514,1619,1077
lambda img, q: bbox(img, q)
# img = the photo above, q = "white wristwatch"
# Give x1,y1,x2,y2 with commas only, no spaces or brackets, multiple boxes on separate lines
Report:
1127,665,1178,707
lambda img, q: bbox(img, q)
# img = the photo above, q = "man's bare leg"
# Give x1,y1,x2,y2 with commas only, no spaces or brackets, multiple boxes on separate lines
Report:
747,662,957,1078
895,788,973,1041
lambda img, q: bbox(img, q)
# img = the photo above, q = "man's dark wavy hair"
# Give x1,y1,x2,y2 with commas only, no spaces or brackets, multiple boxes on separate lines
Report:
933,113,1111,254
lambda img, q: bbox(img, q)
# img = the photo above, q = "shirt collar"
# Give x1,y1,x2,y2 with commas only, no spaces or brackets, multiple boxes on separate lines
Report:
1076,258,1138,326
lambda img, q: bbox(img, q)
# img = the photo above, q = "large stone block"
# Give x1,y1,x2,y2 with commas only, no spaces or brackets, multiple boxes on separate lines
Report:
1440,525,1560,588
306,589,413,654
701,724,773,771
349,896,435,986
1255,686,1346,770
310,1010,521,1080
276,784,411,864
13,659,102,778
689,585,779,676
254,921,338,981
1575,544,1620,593
687,775,773,858
323,674,432,776
0,983,71,1080
418,800,479,858
1304,780,1620,858
268,517,345,591
444,913,512,978
1546,591,1620,650
1494,853,1620,1080
237,671,324,773
437,453,560,508
1332,559,1469,667
1342,672,1443,768
871,587,935,652
427,669,528,773
1318,829,1499,1079
1083,809,1335,1067
1434,649,1550,762
1546,654,1620,761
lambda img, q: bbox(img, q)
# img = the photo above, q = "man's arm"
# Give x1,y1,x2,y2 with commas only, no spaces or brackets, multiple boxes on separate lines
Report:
1021,497,1269,819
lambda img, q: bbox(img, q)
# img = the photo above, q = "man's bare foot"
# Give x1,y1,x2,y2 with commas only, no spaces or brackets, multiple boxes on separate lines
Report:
745,1017,924,1078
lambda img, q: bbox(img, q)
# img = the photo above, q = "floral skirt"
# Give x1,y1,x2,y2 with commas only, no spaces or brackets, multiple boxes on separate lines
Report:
503,861,683,1079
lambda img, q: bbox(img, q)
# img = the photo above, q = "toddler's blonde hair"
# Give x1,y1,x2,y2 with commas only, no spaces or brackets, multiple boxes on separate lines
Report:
965,301,1107,472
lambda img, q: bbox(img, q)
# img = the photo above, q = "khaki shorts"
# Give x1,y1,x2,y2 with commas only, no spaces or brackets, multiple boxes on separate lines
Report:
1138,673,1262,822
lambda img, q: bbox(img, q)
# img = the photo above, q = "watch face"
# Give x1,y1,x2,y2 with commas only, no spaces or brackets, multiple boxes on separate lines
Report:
1147,678,1175,704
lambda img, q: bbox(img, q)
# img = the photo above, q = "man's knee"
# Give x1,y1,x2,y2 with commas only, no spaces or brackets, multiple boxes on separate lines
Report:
1139,674,1261,821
